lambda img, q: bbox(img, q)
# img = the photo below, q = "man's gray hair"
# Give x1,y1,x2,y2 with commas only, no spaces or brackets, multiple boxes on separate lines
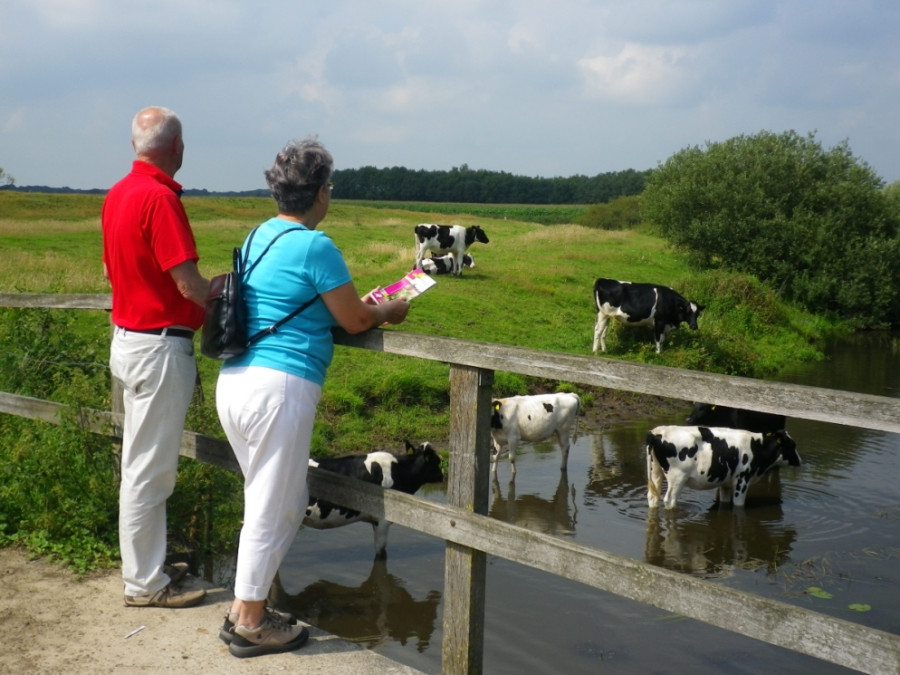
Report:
132,107,182,156
265,137,334,215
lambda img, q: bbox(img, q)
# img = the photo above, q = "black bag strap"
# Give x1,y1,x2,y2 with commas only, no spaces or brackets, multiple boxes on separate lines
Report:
241,226,302,278
246,293,320,346
239,225,320,346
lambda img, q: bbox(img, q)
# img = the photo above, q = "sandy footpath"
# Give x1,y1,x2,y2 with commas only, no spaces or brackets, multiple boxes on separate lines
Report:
0,546,423,674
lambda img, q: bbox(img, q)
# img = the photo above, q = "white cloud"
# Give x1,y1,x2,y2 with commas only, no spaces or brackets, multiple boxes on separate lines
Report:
579,44,695,106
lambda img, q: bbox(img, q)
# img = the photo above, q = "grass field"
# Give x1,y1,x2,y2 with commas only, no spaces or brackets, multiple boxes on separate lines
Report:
0,191,833,454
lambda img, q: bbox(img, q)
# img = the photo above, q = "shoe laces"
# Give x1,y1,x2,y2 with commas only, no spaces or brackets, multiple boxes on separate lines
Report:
262,607,292,631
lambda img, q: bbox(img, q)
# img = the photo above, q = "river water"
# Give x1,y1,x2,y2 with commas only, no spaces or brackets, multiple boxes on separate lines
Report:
270,333,900,674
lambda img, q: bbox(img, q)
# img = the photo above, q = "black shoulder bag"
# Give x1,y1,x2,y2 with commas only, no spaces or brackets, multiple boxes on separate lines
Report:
201,227,319,360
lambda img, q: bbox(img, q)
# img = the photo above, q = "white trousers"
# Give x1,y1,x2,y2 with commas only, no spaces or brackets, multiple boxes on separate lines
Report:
110,327,197,597
216,366,320,602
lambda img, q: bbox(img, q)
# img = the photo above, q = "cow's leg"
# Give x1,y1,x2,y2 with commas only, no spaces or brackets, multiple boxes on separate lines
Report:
372,519,392,560
653,324,665,354
593,313,609,353
662,474,684,509
414,242,427,270
452,251,463,276
718,485,735,507
490,439,503,476
556,430,571,471
731,474,751,507
507,441,518,477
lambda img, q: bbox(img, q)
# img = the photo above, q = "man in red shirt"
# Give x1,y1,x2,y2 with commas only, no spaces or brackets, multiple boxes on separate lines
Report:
102,106,210,608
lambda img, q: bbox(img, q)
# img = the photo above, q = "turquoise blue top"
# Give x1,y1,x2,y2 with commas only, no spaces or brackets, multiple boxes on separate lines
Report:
221,217,353,386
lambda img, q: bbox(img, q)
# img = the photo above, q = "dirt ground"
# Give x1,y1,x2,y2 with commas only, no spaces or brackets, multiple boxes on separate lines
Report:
0,392,687,674
0,546,422,674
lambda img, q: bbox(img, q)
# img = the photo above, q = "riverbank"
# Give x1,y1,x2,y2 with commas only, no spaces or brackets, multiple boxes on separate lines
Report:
0,546,424,674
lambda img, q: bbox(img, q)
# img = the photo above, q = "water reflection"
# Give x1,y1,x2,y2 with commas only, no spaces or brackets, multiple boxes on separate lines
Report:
489,472,578,536
644,502,797,577
271,558,441,652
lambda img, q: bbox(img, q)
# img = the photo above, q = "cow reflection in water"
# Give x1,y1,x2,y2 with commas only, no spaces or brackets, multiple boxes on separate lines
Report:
271,559,440,652
644,506,797,577
490,472,578,536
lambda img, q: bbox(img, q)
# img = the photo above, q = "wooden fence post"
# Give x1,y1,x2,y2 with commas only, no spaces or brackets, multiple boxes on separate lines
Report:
442,364,493,674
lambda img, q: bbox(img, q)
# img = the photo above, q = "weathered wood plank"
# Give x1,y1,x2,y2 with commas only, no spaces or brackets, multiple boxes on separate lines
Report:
442,365,493,675
0,293,111,310
0,392,240,472
307,469,900,675
334,328,900,434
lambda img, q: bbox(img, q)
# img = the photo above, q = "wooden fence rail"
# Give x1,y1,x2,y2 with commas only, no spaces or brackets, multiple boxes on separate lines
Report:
2,294,899,674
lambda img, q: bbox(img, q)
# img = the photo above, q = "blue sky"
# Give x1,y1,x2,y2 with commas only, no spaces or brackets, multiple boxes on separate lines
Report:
2,1,899,192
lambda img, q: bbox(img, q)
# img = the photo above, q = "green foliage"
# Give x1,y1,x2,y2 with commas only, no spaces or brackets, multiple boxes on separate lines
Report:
579,195,643,230
0,310,118,571
642,130,900,326
0,308,243,570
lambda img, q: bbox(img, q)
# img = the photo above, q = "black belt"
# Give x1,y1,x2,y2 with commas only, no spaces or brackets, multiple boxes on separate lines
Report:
119,326,195,339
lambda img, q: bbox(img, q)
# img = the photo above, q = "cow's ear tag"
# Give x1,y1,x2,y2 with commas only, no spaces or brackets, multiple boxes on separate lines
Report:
711,405,717,411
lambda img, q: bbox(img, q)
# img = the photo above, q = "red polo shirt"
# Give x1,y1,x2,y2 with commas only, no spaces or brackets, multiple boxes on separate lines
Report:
102,161,205,331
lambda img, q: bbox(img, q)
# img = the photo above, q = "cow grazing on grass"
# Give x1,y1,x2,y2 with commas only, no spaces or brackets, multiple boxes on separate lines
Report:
645,425,800,510
592,278,704,354
305,441,444,558
420,253,474,275
414,224,489,276
490,392,582,477
686,403,786,434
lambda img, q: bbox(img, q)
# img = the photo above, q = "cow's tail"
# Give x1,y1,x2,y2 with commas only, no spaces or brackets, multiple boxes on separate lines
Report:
646,435,663,507
570,392,583,442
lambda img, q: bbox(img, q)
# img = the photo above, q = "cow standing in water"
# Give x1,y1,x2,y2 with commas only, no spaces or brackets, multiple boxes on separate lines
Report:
645,425,800,510
490,393,582,477
592,278,704,354
305,441,444,558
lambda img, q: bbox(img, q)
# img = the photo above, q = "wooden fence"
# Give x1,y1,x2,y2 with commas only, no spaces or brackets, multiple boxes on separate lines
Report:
1,293,899,674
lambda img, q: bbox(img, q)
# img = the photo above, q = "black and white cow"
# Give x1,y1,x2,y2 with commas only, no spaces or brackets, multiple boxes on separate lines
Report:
414,224,489,276
305,441,444,558
420,253,474,275
490,392,582,476
592,278,704,354
686,403,786,434
646,425,800,510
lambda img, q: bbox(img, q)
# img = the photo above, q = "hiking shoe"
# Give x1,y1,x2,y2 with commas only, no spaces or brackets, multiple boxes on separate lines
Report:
164,562,190,585
124,583,206,608
228,612,309,658
219,607,297,644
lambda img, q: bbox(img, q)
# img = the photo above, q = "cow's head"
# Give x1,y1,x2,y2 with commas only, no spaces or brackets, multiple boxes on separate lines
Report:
766,429,801,467
404,440,445,484
680,300,704,329
490,400,504,429
467,225,490,246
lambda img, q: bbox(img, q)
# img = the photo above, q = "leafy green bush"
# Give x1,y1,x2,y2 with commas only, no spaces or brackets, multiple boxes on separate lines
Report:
579,195,642,230
0,308,243,571
642,130,900,326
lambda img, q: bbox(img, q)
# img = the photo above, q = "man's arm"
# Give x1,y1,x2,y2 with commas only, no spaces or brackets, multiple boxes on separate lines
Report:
169,260,210,307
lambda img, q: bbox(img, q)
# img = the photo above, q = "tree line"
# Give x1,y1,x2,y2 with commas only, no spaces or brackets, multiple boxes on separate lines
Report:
1,165,651,204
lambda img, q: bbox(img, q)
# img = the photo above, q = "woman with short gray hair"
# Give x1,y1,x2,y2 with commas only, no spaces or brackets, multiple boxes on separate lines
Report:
215,136,409,658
